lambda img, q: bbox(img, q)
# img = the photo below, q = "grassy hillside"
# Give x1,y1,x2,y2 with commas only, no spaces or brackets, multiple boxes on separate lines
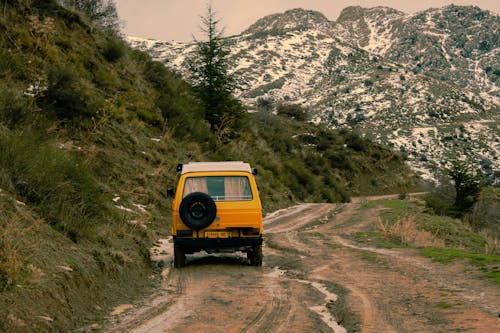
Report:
0,1,421,331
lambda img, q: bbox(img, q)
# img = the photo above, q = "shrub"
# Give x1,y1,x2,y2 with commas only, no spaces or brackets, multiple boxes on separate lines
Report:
0,85,28,126
472,187,500,236
423,183,455,216
101,37,126,62
136,108,163,127
326,150,353,171
276,103,309,121
420,214,485,251
345,132,367,152
41,65,104,121
376,215,445,248
256,97,274,111
0,48,26,80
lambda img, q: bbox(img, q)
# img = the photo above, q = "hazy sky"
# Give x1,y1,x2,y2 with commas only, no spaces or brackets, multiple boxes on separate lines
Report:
114,0,499,41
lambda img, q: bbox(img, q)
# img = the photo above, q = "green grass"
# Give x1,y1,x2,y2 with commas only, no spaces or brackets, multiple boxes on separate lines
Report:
308,232,326,239
360,201,377,209
419,214,486,252
421,247,500,284
421,247,500,264
436,301,453,309
334,212,364,230
379,199,413,226
353,231,407,249
485,270,500,284
329,243,340,250
381,200,409,209
357,249,379,262
354,198,499,285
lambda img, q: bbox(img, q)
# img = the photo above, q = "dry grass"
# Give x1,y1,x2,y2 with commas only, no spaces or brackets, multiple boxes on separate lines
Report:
376,214,445,248
480,231,499,255
0,200,43,290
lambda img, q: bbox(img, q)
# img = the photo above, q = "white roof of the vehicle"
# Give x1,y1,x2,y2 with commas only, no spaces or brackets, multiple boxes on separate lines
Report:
181,161,252,174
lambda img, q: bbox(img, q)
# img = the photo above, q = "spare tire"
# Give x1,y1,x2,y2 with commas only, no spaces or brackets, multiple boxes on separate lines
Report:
179,192,217,230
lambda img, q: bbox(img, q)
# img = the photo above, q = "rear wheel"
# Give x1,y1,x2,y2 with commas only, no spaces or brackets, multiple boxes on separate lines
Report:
247,244,263,266
174,245,186,268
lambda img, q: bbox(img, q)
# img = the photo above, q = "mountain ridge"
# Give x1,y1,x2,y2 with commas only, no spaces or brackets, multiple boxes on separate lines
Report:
242,8,334,36
128,5,499,184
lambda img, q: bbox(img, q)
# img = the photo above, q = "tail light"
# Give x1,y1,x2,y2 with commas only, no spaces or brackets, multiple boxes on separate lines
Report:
242,228,260,236
176,230,193,237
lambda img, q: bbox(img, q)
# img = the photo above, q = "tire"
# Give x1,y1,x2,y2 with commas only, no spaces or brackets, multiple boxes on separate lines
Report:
179,192,217,230
248,244,263,266
174,245,186,268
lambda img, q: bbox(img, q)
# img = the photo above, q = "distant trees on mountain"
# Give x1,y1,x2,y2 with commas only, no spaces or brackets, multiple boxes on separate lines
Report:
58,0,121,34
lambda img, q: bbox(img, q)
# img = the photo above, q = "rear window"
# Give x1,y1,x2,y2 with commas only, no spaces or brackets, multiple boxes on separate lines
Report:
183,176,253,201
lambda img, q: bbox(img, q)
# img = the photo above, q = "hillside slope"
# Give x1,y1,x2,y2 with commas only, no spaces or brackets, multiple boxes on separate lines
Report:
0,1,420,331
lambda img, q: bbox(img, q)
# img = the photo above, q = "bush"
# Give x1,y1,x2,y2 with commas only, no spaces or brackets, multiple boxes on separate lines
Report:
345,132,367,152
256,97,274,111
41,65,104,121
101,37,126,62
276,103,309,121
0,85,28,126
472,187,500,236
420,214,486,252
326,150,353,171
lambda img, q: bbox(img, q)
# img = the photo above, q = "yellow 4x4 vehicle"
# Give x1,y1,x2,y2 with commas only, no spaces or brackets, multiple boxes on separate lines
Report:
170,161,263,267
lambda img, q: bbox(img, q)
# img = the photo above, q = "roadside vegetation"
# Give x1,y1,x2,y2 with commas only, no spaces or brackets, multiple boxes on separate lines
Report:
354,194,500,285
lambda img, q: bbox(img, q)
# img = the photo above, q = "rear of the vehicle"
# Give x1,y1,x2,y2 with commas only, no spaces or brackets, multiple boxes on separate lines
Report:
171,162,263,267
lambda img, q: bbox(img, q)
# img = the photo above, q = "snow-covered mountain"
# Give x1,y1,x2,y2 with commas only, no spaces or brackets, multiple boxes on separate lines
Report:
128,6,499,184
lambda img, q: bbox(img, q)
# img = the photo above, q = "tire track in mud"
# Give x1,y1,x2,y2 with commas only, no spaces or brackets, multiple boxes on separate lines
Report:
239,272,289,333
266,203,388,332
263,204,349,333
264,203,339,233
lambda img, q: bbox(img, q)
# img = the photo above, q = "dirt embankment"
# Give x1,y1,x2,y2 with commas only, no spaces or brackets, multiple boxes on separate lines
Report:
103,200,500,332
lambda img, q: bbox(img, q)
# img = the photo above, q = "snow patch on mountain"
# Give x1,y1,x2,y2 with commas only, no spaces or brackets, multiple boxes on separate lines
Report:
127,5,499,184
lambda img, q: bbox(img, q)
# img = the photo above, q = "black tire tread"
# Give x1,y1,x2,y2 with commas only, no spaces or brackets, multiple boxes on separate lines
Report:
174,245,186,268
248,244,263,266
179,192,217,230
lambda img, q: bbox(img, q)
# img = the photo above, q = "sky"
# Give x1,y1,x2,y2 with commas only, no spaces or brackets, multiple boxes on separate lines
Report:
114,0,499,42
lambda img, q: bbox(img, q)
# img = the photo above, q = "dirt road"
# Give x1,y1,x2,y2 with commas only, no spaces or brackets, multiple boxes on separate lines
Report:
105,201,500,332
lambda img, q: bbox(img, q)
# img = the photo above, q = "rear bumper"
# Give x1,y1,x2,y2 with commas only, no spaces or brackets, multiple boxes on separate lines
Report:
174,236,262,254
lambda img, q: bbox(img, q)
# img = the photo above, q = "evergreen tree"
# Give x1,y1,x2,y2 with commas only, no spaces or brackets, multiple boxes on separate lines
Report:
188,4,245,139
447,160,483,217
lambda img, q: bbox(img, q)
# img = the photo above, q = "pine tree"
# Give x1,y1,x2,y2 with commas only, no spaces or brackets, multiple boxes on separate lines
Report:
188,4,245,140
447,160,483,216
